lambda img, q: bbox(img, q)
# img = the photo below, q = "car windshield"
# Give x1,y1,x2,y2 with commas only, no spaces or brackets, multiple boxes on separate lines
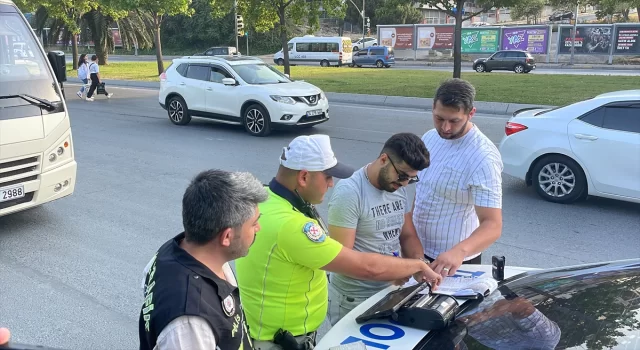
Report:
425,260,640,349
0,12,61,103
231,63,292,85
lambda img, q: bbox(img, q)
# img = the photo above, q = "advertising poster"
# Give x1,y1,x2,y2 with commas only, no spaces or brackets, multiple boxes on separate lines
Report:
614,26,640,54
559,26,612,54
416,26,454,49
379,26,414,49
501,27,549,54
460,28,499,53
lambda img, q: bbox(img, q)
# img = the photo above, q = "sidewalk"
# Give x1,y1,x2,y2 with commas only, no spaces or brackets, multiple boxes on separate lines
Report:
64,77,556,116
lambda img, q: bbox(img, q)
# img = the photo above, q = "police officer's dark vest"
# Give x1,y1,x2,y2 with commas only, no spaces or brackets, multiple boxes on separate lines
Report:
139,232,252,350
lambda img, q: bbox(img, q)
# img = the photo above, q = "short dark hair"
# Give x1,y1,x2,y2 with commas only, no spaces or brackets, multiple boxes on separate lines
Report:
381,133,430,171
91,55,97,61
434,78,476,114
182,169,268,245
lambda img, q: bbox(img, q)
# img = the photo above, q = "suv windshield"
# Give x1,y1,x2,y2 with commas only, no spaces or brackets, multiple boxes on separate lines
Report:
231,63,292,85
0,11,61,103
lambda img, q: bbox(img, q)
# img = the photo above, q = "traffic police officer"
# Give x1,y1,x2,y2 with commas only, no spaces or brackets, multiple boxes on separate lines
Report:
139,169,268,350
236,135,442,350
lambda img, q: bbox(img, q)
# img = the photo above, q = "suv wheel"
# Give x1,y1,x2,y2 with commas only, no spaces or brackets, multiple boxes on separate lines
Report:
376,60,384,68
168,96,191,125
243,104,272,137
475,63,486,72
277,58,284,66
531,155,586,204
514,64,525,73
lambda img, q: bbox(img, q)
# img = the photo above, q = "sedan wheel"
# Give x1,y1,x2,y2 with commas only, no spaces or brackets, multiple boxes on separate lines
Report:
532,155,586,204
514,64,525,73
243,104,272,137
475,64,486,73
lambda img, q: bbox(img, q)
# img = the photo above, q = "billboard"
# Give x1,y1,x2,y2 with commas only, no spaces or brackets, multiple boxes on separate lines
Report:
379,26,414,49
613,25,640,54
460,28,499,53
416,26,454,49
559,26,612,54
501,27,549,54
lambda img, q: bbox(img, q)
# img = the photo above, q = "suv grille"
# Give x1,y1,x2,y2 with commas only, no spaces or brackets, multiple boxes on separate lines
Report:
295,94,321,106
0,155,40,188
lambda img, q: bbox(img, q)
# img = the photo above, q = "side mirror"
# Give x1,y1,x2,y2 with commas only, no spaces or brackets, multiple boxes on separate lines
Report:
222,78,236,86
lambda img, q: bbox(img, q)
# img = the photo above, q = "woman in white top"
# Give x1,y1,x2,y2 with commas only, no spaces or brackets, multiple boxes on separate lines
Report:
76,54,89,98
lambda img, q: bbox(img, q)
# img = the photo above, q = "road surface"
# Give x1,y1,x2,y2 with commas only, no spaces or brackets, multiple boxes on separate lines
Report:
1,85,638,349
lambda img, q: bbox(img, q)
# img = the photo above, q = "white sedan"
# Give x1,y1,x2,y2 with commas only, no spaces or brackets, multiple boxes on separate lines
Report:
498,90,640,204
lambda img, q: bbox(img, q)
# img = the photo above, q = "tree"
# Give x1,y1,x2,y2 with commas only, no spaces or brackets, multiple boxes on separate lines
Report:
211,0,346,75
375,0,423,25
136,0,194,75
510,0,545,24
421,0,521,78
41,0,97,69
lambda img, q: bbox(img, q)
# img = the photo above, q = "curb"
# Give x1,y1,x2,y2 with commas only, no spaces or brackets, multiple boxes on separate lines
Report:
64,77,555,116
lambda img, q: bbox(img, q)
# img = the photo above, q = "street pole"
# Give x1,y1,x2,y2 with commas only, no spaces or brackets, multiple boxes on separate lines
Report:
234,0,239,50
362,0,365,43
569,1,579,65
246,32,249,56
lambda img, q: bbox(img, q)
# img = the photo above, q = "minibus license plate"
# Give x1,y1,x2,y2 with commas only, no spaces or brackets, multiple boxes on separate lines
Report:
1,184,25,203
307,109,323,117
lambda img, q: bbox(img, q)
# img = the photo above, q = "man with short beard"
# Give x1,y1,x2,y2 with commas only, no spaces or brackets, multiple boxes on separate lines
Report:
326,133,432,325
413,78,503,279
138,169,268,350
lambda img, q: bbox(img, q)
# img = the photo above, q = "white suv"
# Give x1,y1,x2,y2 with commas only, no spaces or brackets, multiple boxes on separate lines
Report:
159,55,330,136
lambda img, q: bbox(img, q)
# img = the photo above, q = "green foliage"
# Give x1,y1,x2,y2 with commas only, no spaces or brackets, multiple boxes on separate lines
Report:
510,0,545,23
375,0,423,25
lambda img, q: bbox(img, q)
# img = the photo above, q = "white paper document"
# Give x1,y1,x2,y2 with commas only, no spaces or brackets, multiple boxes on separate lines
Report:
403,275,498,297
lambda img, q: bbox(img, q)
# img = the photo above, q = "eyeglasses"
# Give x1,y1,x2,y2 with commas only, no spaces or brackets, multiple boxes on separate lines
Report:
387,156,419,184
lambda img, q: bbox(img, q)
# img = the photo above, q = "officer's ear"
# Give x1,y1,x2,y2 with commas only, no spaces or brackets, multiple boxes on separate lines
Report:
218,227,233,248
296,170,311,188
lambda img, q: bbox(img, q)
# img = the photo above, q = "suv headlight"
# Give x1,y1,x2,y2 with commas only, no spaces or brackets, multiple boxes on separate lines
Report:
270,95,296,105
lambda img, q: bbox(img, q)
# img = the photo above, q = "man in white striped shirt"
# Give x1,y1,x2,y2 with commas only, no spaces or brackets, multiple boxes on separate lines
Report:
413,78,503,277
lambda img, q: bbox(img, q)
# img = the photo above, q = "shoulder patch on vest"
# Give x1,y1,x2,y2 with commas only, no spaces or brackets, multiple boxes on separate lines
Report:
303,221,326,243
222,295,235,317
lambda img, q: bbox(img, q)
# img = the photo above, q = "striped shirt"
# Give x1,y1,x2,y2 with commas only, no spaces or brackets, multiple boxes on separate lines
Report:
412,125,503,260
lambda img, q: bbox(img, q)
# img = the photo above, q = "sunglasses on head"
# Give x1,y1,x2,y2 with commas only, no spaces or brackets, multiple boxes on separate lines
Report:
387,155,419,184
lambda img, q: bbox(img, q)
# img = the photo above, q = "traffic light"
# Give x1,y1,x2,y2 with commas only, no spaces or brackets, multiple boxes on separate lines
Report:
236,15,244,36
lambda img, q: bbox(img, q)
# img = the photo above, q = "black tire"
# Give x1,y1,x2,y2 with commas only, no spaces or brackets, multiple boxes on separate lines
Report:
531,155,586,204
353,46,359,51
514,64,525,73
376,60,384,68
243,104,271,137
320,60,330,67
277,58,284,66
475,63,486,73
167,96,191,125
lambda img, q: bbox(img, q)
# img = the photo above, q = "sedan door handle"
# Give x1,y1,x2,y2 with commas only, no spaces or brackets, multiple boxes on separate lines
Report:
574,133,598,141
206,87,213,91
179,82,186,86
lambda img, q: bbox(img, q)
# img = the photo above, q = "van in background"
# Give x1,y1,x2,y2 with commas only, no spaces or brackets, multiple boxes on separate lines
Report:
273,36,352,67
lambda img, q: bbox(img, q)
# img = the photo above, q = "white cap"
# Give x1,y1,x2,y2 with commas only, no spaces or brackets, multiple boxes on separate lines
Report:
279,134,354,179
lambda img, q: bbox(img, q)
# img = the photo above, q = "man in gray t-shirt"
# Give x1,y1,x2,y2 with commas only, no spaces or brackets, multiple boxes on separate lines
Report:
327,133,431,326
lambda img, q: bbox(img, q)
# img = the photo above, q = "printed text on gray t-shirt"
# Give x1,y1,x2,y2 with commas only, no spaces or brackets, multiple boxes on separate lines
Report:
327,167,411,298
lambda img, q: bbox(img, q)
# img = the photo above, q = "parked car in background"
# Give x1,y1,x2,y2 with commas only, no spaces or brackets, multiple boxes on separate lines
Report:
159,55,329,137
498,90,640,204
352,37,378,51
473,50,536,73
349,46,394,68
194,46,238,56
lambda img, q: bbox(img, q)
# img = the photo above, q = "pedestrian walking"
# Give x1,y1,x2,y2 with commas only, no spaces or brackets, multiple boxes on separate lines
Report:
85,55,113,101
76,54,89,99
